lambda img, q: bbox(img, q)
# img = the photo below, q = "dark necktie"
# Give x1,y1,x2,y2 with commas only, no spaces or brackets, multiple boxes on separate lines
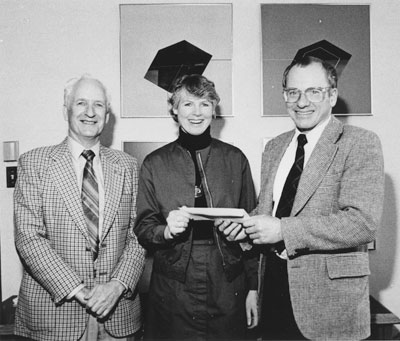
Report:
276,134,308,218
274,134,307,253
81,150,99,260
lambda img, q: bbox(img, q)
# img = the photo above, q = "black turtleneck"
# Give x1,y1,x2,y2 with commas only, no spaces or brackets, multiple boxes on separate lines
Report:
177,126,212,152
177,127,212,197
177,126,214,240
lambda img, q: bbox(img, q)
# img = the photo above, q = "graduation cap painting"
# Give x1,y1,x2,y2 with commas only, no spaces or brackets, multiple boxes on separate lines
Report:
144,40,212,92
293,39,351,78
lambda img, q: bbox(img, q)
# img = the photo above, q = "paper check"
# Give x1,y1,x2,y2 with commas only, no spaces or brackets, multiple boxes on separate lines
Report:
180,207,249,222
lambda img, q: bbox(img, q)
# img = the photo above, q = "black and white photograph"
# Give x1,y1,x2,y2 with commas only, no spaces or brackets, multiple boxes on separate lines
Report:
0,1,399,340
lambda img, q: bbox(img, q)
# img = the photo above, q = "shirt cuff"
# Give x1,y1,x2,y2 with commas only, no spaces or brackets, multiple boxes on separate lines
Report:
67,284,86,300
111,278,128,294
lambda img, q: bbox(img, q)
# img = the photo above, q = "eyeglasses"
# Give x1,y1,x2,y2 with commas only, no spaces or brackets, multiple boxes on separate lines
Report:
283,87,332,103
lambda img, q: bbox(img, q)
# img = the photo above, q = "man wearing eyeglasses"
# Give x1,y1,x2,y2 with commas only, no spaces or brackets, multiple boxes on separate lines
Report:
242,56,384,339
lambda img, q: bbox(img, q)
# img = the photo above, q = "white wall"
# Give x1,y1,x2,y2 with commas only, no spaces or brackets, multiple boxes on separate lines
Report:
1,0,400,319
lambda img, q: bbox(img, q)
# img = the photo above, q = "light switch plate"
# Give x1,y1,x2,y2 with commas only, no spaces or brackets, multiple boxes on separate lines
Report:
3,141,19,162
6,166,17,188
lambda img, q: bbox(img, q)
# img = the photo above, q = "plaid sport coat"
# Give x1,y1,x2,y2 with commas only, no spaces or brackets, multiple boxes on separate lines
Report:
256,117,385,340
14,138,145,341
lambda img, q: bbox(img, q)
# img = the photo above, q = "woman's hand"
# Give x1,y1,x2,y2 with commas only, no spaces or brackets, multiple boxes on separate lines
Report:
164,209,191,240
215,219,247,241
246,290,259,329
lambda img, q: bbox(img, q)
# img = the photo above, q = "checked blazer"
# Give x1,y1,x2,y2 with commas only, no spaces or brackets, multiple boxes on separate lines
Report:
14,138,145,341
256,117,384,340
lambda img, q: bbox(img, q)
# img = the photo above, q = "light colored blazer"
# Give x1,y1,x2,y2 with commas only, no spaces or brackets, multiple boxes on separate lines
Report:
257,117,384,340
14,138,145,341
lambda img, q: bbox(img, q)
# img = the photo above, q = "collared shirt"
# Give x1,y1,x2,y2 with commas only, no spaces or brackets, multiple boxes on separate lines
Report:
66,137,105,300
66,137,128,298
272,115,331,216
67,137,105,240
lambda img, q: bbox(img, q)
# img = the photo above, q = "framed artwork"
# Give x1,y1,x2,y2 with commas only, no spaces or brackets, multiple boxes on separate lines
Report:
261,4,371,116
122,141,168,168
120,4,233,118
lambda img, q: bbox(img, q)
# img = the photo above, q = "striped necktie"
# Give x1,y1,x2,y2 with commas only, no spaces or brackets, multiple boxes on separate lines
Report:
273,134,307,253
81,149,99,260
275,134,308,219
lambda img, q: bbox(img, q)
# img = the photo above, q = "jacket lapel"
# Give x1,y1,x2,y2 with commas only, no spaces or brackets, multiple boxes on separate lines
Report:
292,117,343,216
259,131,294,215
100,146,125,242
49,138,89,239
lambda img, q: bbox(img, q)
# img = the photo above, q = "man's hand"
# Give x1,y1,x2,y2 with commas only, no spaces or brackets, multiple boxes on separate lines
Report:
164,209,191,240
74,287,90,307
246,290,259,329
243,215,283,244
215,219,247,241
85,281,125,319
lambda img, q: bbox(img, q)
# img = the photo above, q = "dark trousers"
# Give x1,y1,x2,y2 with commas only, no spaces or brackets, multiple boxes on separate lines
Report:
260,254,306,340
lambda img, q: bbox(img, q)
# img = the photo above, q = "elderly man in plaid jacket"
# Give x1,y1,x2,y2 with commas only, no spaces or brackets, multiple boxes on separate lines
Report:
14,75,145,341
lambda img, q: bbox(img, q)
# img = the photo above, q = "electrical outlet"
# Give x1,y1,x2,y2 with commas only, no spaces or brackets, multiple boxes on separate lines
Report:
6,166,17,188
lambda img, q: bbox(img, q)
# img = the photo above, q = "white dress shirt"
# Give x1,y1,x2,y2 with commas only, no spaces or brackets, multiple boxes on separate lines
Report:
68,137,105,239
67,137,105,299
66,137,128,299
272,116,331,259
273,116,331,216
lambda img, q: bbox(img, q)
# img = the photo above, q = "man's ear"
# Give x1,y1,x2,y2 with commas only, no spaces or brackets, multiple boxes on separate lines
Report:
62,105,69,121
330,88,338,107
105,111,110,124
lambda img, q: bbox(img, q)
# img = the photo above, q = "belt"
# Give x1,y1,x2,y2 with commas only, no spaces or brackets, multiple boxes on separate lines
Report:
192,239,214,245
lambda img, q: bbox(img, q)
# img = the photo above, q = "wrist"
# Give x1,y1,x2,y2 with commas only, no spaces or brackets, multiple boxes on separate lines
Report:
68,284,86,300
164,225,174,240
111,279,126,296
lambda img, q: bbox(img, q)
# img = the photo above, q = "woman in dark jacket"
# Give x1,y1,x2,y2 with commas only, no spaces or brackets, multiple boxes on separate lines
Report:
134,74,258,340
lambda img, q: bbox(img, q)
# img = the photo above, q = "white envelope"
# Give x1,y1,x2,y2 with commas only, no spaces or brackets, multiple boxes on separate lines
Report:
179,207,249,222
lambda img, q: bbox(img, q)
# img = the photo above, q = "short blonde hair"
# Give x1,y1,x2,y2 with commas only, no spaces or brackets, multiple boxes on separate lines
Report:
168,74,220,122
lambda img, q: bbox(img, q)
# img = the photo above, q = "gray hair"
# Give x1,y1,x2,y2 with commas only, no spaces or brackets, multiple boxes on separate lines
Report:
282,56,338,89
63,74,111,111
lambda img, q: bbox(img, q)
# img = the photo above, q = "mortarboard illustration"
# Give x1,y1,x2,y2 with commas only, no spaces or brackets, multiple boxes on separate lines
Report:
293,39,351,78
144,40,212,92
